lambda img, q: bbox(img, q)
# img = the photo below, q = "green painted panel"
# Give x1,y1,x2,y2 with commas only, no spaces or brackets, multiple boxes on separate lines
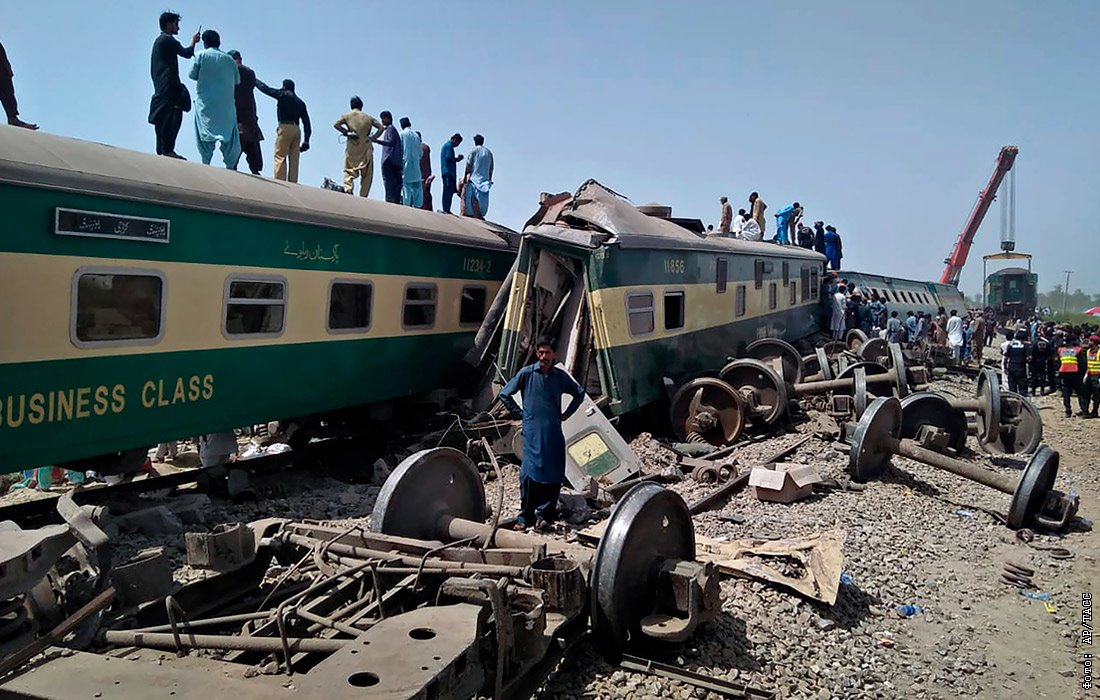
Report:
589,246,823,288
0,333,474,473
603,306,821,415
0,184,513,280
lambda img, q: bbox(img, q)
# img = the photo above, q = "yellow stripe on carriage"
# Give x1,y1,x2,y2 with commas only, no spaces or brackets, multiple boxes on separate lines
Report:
589,280,817,350
0,252,501,365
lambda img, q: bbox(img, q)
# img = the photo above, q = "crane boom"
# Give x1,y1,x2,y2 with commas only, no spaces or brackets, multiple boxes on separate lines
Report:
939,145,1019,286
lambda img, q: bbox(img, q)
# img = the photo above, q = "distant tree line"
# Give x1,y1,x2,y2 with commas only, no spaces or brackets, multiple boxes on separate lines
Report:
966,286,1099,313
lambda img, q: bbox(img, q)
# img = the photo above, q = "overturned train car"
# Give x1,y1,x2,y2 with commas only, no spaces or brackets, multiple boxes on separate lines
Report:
490,181,826,417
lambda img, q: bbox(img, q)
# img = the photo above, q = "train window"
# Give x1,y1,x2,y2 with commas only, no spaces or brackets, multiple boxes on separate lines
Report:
327,281,372,332
789,281,798,305
225,276,286,337
754,260,764,289
403,283,438,329
664,291,685,330
736,285,746,317
769,283,778,310
72,270,164,346
782,261,790,287
716,258,728,293
800,267,811,301
626,292,654,336
810,269,819,299
459,285,488,326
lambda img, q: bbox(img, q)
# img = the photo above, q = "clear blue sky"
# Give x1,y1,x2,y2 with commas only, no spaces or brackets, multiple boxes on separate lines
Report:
4,1,1098,295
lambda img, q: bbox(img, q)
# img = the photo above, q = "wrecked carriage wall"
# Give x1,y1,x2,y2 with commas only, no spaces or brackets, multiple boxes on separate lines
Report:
494,180,828,417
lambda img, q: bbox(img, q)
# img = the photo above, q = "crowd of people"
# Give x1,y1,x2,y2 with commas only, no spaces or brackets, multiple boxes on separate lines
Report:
711,194,846,270
1000,318,1100,418
146,12,494,217
825,275,1100,418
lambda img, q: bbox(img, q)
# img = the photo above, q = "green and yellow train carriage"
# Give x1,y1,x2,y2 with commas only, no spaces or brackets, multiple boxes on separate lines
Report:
0,130,516,475
495,181,825,417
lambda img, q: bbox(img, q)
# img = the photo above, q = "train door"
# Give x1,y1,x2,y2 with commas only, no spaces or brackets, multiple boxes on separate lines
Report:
494,237,608,403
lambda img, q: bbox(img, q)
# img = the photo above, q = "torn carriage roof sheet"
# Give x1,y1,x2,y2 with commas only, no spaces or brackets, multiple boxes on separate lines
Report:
525,179,826,260
561,179,699,240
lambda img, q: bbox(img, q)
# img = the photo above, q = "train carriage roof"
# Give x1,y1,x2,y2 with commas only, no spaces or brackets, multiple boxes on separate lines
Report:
986,267,1031,276
0,128,517,250
523,180,824,260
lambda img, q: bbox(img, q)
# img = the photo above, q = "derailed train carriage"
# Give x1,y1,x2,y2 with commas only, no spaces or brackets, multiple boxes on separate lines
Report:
0,129,517,475
837,270,968,318
486,181,826,421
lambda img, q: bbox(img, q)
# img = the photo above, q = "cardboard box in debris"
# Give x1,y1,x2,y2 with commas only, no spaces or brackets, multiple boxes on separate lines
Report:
749,462,822,503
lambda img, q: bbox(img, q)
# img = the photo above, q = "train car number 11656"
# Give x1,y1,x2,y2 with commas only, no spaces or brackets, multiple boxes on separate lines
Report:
664,258,686,274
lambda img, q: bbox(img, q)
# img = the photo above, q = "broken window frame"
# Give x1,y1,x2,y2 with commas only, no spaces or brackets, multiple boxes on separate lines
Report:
663,290,685,331
326,279,373,334
625,291,655,337
459,284,489,327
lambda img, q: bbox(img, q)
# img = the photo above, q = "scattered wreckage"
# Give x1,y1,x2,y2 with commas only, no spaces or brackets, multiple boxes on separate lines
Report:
0,449,742,699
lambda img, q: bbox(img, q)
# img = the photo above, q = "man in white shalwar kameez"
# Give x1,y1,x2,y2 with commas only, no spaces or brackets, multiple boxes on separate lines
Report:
189,30,240,168
831,284,848,340
738,213,763,241
946,310,964,360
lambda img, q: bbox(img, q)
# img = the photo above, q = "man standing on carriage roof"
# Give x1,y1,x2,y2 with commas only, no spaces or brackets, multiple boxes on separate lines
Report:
719,196,732,235
333,96,383,196
189,30,241,169
256,77,311,183
498,338,586,532
373,111,402,204
149,11,199,158
0,41,38,130
228,50,263,176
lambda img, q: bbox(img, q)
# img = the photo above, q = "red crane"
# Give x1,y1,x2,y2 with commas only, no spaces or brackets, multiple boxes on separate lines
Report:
939,145,1019,286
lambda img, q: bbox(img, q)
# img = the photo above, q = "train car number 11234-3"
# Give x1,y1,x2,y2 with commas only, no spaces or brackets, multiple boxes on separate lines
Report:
664,258,686,275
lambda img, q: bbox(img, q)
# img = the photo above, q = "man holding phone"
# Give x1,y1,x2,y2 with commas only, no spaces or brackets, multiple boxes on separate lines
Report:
149,11,200,158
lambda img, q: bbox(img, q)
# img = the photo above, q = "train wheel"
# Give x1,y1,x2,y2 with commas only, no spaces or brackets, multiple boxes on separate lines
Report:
669,378,747,446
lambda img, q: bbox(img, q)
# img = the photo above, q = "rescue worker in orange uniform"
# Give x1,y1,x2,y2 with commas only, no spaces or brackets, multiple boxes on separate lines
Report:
1056,335,1086,418
1083,334,1100,418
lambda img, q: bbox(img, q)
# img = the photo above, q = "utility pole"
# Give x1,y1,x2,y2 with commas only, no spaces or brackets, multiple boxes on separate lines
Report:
1062,271,1073,315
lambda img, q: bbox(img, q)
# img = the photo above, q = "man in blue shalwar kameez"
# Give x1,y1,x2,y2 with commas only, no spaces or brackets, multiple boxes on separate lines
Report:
498,338,586,531
398,117,423,207
188,30,240,168
773,202,798,245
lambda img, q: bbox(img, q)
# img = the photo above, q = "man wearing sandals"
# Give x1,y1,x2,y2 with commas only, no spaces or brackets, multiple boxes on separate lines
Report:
498,338,585,532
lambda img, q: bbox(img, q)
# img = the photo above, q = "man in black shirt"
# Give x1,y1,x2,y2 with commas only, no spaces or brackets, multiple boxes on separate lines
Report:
149,11,199,158
372,111,403,204
1002,329,1031,395
256,78,310,182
